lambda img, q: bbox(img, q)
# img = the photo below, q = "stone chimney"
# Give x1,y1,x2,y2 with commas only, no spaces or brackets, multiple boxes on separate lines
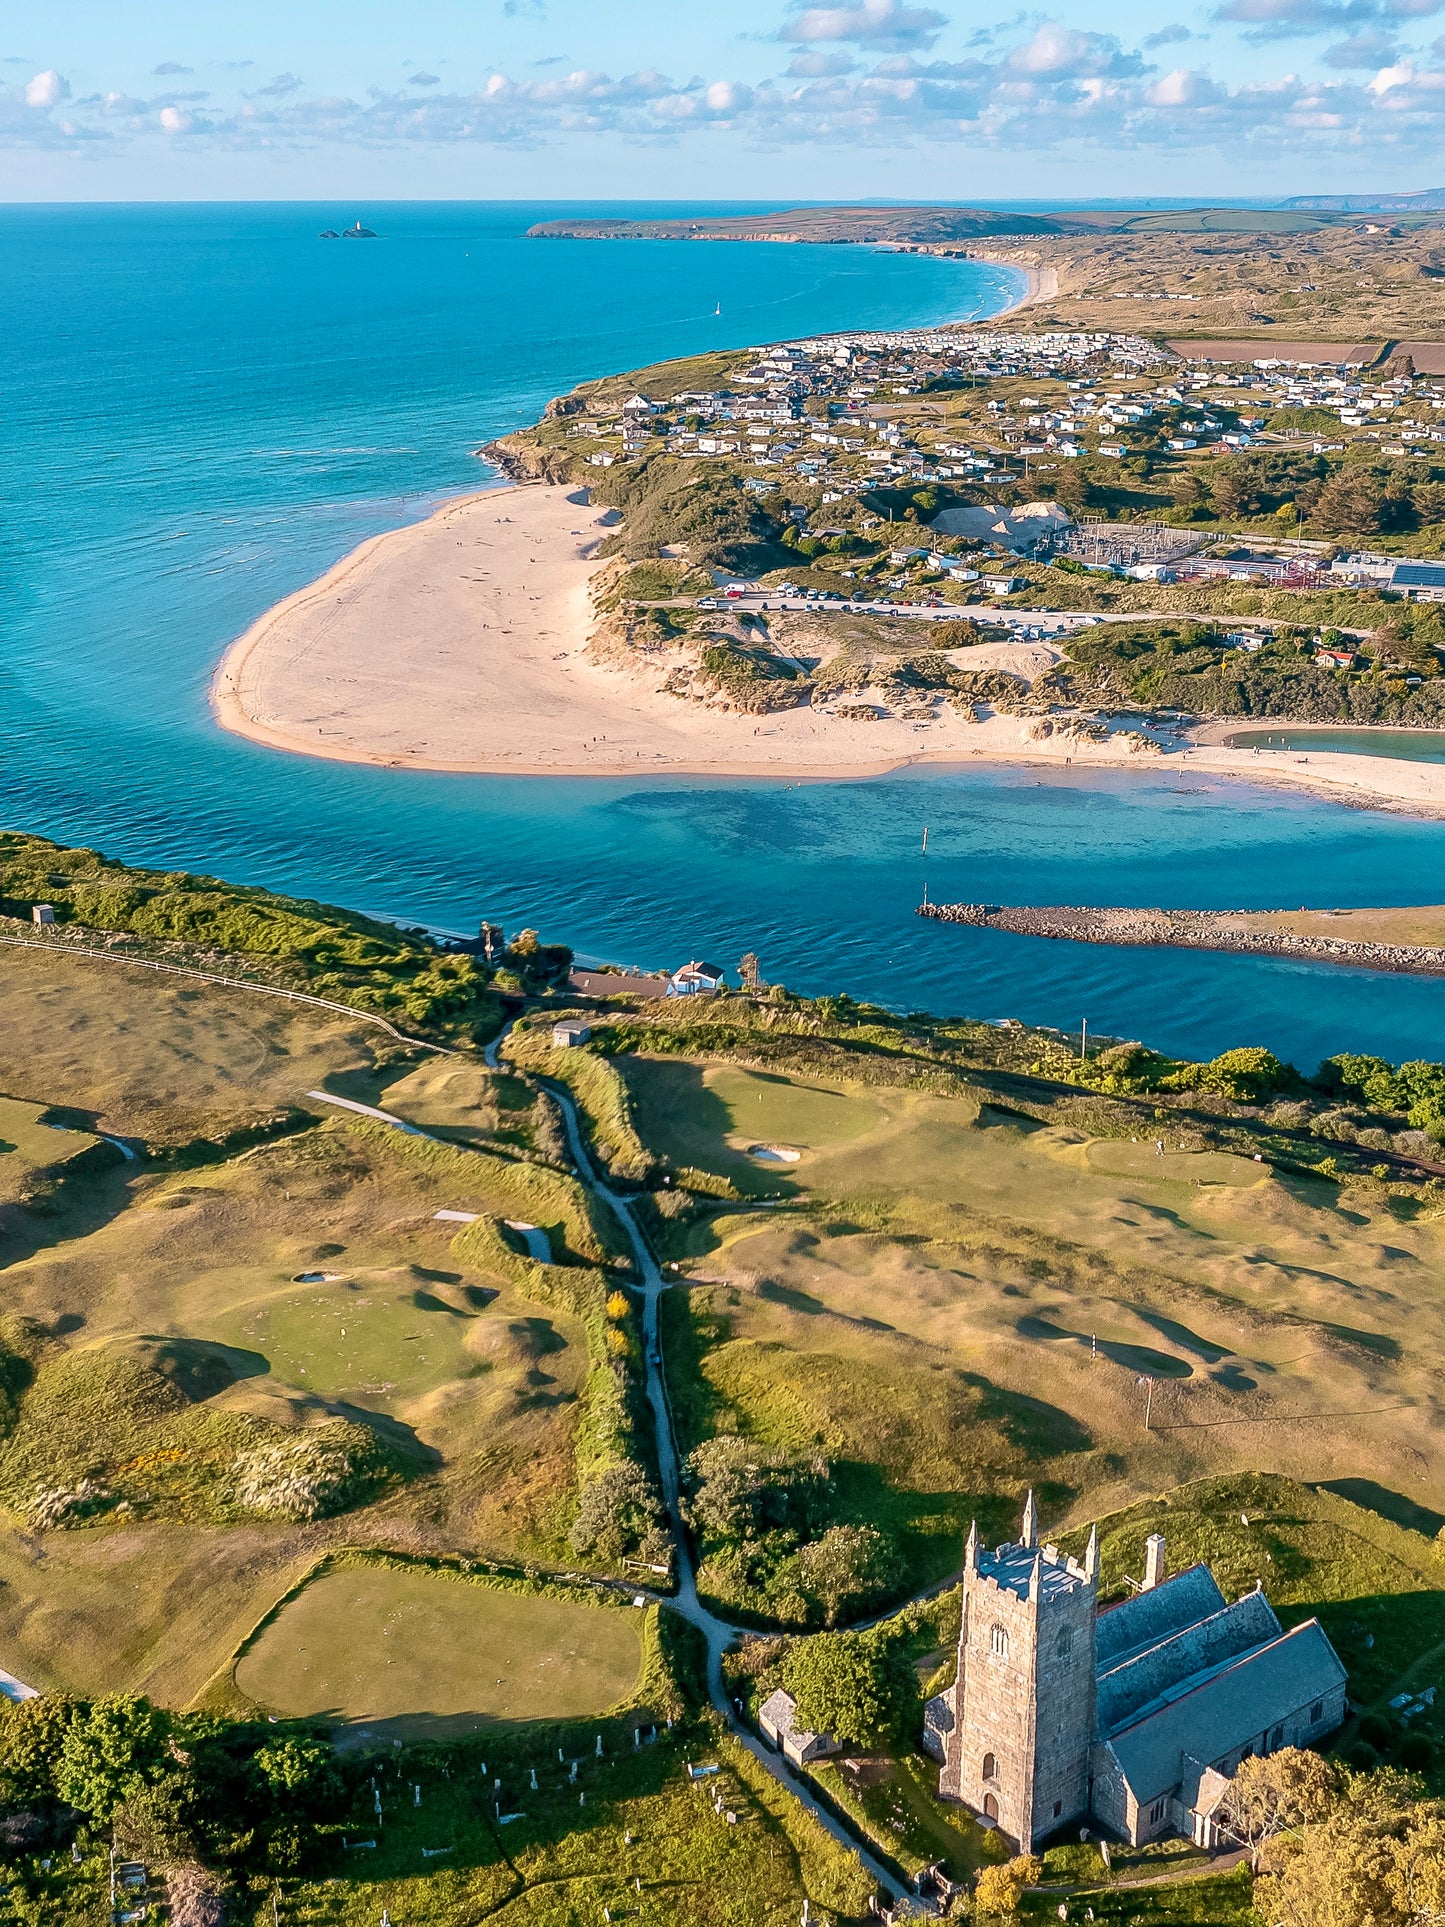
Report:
1143,1533,1167,1591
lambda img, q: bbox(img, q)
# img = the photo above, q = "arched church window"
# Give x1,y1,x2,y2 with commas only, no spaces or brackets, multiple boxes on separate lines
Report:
982,1752,998,1781
1057,1625,1074,1657
990,1624,1009,1657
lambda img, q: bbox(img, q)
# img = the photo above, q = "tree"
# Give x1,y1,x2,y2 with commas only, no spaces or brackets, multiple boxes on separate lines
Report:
112,1775,200,1868
569,1461,664,1560
1210,462,1255,520
1218,1748,1336,1864
790,1525,902,1627
783,1630,919,1750
1387,1814,1445,1923
975,1856,1043,1918
1312,467,1388,537
254,1734,338,1808
1204,1046,1293,1104
0,1694,79,1804
1257,1818,1399,1927
686,1437,830,1543
54,1694,170,1823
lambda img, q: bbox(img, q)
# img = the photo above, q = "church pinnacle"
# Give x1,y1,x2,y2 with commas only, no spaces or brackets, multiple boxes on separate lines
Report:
1021,1489,1038,1549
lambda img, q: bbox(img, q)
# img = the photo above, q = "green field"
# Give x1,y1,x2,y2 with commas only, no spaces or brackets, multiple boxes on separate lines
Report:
0,940,404,1148
617,1040,1445,1621
0,945,627,1703
234,1564,646,1738
621,1058,888,1196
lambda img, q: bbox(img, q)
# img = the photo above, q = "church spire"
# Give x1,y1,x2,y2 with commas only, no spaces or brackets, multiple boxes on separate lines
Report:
964,1518,979,1574
1084,1523,1099,1582
1028,1550,1044,1603
1021,1488,1038,1549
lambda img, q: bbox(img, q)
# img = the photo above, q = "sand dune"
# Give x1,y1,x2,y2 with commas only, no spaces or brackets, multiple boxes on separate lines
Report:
212,482,1445,812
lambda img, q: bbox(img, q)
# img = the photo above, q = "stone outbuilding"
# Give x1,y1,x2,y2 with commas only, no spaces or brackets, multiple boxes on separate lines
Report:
758,1689,841,1768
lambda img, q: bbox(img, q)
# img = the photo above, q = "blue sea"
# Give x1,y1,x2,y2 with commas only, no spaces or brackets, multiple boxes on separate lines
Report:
5,200,1445,1071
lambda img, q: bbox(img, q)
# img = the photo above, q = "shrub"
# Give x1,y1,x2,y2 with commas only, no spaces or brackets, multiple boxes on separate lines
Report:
569,1461,665,1561
783,1629,921,1749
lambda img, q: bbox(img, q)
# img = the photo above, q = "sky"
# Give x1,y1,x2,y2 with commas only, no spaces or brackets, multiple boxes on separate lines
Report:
7,0,1445,202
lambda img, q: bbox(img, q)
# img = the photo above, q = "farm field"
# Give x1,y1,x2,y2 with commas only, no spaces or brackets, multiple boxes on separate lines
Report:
234,1562,647,1738
622,1051,1445,1598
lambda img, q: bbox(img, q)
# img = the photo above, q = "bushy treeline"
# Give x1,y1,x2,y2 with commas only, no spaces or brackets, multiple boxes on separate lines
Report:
1048,615,1445,726
1067,1039,1445,1143
0,832,499,1038
686,1436,903,1629
0,1690,348,1878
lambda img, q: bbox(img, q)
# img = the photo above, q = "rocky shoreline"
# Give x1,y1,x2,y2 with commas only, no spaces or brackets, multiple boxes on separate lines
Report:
918,900,1445,977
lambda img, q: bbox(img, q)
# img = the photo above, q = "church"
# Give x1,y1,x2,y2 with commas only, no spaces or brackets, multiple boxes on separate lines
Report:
924,1496,1348,1851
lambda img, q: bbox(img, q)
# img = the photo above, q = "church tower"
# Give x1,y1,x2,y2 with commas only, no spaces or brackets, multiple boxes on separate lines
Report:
940,1495,1098,1851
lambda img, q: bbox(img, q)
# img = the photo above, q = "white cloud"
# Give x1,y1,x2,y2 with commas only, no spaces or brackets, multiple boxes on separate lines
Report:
24,69,68,107
780,0,947,48
9,16,1445,168
786,48,859,73
1007,23,1142,76
152,62,193,76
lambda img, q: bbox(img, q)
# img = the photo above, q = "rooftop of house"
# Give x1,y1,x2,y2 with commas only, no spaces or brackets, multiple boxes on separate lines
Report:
1096,1564,1228,1668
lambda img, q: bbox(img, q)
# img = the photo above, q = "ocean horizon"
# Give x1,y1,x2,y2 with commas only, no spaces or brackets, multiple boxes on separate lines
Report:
8,199,1445,1071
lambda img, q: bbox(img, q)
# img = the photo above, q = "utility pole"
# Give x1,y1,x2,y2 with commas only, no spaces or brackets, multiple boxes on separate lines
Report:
1080,1017,1088,1061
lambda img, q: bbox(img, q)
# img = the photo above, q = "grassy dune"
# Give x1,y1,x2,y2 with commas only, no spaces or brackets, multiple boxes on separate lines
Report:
626,1052,1445,1583
0,940,405,1148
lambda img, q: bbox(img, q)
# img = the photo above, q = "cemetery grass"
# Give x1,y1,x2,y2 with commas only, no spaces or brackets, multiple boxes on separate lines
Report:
623,1051,1445,1599
272,1722,875,1927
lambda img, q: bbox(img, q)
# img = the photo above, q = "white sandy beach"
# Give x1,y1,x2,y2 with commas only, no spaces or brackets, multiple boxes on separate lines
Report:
213,481,1445,813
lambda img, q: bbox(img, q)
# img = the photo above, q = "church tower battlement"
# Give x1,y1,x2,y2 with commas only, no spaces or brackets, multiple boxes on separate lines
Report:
940,1494,1098,1851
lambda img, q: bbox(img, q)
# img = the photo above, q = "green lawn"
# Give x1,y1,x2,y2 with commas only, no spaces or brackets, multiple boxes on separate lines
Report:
813,1752,1001,1882
621,1058,889,1196
206,1271,491,1414
234,1564,647,1738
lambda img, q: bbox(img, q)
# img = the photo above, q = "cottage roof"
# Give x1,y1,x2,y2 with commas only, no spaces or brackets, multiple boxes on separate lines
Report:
1097,1588,1281,1735
1107,1619,1347,1805
759,1688,832,1753
1095,1564,1226,1667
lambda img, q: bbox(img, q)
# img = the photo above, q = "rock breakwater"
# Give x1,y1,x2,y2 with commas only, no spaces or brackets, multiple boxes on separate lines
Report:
918,900,1445,977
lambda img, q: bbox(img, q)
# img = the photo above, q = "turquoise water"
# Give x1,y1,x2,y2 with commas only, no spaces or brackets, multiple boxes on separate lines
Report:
1227,727,1445,764
6,203,1445,1072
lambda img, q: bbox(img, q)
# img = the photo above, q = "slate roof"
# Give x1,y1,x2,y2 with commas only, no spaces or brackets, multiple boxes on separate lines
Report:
1097,1588,1281,1735
1095,1565,1226,1667
760,1689,804,1738
1106,1619,1347,1804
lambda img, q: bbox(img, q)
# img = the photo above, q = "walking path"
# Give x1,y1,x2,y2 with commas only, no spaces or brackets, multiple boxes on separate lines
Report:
483,1023,910,1904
